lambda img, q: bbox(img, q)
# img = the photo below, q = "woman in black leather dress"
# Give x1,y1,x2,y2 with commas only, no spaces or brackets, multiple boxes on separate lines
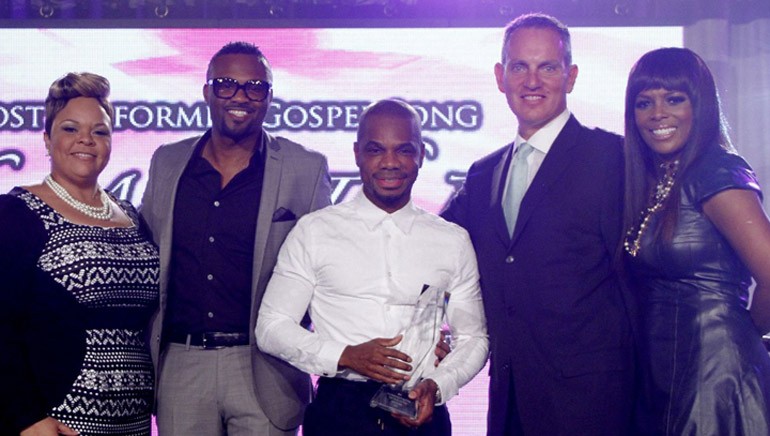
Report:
623,47,770,435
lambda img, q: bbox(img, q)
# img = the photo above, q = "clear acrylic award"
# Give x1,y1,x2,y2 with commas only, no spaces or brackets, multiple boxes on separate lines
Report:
369,285,450,418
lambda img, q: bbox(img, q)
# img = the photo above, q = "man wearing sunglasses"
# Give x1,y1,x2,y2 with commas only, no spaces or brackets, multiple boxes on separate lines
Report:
141,41,331,436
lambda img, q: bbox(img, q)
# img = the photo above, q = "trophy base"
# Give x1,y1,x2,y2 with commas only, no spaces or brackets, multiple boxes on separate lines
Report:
369,384,417,419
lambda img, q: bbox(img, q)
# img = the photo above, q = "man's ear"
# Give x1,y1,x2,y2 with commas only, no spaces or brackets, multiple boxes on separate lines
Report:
566,64,579,94
494,62,505,93
203,83,210,105
418,142,426,168
353,142,362,168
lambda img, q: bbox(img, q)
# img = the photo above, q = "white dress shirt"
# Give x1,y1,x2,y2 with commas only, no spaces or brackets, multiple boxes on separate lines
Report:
256,192,489,404
503,109,571,198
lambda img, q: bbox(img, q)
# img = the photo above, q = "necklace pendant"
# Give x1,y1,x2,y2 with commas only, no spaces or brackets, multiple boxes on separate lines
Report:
623,160,680,257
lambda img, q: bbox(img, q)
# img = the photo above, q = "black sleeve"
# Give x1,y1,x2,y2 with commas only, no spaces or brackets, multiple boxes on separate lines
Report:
0,195,51,434
440,163,476,229
685,149,762,209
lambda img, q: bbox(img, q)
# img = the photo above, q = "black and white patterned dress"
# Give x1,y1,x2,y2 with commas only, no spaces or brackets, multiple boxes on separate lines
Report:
0,188,159,436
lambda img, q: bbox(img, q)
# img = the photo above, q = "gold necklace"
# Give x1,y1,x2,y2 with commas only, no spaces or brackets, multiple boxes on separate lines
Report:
624,160,679,257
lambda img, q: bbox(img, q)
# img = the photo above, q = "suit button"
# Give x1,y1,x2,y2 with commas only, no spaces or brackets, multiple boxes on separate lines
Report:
505,256,514,264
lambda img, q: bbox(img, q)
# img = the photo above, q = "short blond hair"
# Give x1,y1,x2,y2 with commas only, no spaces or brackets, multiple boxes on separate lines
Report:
45,72,113,135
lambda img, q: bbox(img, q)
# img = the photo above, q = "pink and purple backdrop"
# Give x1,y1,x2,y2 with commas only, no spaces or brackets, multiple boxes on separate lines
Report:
0,26,681,434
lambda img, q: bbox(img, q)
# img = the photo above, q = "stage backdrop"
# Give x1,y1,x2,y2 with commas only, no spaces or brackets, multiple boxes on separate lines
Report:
0,26,681,434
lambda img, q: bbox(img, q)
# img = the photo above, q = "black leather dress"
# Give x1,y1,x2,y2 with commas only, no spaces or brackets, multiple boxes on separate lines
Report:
627,147,770,435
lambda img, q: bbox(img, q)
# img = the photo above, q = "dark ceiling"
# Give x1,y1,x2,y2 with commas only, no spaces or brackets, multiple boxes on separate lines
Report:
1,0,768,28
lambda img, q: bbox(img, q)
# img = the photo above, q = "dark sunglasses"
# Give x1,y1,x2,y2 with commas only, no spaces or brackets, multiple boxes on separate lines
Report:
206,77,272,102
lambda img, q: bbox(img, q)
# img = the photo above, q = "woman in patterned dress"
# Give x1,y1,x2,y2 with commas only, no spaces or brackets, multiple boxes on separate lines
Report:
0,73,159,435
623,47,770,435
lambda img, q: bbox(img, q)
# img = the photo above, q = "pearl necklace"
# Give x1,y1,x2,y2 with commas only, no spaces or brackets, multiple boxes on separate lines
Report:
44,175,113,221
624,160,679,257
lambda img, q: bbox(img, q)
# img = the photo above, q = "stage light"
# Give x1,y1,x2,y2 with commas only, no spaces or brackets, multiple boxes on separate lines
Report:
382,1,397,16
269,4,285,16
40,2,54,17
614,2,631,15
30,0,77,18
147,0,170,17
499,4,515,16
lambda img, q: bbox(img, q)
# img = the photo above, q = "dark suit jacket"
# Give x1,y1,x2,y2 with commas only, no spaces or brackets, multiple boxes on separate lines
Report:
140,129,332,430
442,116,634,435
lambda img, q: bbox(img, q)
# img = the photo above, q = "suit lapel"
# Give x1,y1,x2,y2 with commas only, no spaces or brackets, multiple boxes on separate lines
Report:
250,132,282,324
158,136,199,292
492,143,516,246
148,134,200,349
511,116,583,245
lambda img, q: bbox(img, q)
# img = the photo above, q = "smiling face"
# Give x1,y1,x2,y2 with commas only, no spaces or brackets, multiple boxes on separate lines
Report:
205,53,273,143
354,113,424,213
495,27,578,139
44,96,112,187
634,88,694,159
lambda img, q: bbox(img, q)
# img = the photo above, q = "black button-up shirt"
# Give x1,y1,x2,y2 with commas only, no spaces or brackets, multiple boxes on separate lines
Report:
166,131,264,336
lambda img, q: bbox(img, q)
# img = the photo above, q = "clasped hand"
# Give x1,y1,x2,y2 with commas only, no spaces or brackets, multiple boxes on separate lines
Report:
338,336,445,428
392,378,439,428
338,335,412,384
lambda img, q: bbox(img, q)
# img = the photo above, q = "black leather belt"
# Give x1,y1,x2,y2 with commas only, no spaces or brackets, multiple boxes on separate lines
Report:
167,332,249,349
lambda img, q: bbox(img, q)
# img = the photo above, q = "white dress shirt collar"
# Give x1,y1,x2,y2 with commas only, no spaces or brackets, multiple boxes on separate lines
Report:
354,191,418,234
515,108,571,154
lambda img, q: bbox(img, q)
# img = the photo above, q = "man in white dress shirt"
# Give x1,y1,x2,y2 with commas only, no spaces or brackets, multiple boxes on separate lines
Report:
256,99,488,435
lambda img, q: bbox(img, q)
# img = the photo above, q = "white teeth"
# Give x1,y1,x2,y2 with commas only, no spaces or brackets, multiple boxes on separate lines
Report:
523,95,543,101
228,109,247,117
653,127,676,137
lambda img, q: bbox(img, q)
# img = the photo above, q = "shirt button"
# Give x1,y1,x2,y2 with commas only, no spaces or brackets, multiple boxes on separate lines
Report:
207,274,214,281
208,236,215,243
213,201,220,207
208,312,214,318
505,256,514,264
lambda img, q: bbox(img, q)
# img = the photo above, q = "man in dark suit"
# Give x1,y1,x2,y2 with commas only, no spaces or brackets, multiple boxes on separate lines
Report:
140,41,331,435
441,13,634,435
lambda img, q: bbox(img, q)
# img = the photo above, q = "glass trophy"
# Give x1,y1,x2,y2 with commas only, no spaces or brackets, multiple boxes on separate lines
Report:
370,285,450,419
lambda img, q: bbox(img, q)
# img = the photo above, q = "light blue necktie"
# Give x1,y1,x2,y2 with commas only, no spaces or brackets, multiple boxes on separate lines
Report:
503,142,534,237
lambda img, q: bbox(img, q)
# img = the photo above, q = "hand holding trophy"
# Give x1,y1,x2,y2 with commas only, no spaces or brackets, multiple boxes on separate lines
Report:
370,284,450,419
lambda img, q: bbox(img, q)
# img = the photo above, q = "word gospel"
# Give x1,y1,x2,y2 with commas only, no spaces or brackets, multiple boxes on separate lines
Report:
0,99,483,132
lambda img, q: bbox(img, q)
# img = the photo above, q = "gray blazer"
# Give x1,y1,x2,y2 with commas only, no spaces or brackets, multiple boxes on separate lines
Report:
140,129,332,430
